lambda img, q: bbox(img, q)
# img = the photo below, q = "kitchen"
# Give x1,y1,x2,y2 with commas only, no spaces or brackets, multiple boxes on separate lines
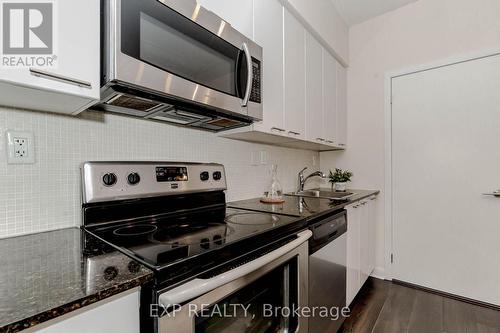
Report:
1,0,500,332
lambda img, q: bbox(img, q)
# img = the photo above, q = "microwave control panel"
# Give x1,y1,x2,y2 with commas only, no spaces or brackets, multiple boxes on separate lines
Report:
250,58,262,104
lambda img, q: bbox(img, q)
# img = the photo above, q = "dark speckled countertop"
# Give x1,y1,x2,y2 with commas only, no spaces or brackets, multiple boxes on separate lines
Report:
0,228,153,333
228,188,380,221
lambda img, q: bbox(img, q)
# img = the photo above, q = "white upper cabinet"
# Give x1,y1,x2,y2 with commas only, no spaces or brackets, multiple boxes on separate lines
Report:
0,0,100,115
284,0,348,64
220,0,348,151
253,0,285,134
337,64,348,147
197,0,254,39
323,51,338,145
284,9,306,140
305,32,323,143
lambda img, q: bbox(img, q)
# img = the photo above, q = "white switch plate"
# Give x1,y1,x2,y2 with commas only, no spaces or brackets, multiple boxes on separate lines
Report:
6,130,35,164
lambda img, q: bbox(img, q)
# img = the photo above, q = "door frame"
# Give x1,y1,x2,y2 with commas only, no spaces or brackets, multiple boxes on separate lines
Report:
383,46,500,280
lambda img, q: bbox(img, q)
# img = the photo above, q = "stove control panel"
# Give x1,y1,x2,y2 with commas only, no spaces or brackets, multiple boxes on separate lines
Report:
82,162,226,204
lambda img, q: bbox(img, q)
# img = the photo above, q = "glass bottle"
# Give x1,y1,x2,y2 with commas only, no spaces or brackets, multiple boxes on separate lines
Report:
264,164,283,201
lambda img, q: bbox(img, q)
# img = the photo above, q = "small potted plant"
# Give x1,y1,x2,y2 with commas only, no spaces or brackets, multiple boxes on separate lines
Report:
328,168,353,192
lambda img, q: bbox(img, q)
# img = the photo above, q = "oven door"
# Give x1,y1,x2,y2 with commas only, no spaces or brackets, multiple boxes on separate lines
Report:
156,230,311,333
105,0,263,120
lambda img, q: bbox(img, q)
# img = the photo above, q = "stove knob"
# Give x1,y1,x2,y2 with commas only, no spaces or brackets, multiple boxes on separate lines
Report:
102,173,117,186
200,171,210,182
103,266,118,281
213,171,222,181
127,172,141,185
128,261,141,273
200,238,210,249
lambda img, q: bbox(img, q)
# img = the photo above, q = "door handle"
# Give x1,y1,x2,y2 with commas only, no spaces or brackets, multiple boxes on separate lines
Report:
158,230,312,309
241,43,253,107
29,68,92,89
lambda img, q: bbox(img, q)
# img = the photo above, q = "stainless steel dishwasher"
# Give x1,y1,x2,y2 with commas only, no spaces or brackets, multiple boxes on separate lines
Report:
308,210,347,333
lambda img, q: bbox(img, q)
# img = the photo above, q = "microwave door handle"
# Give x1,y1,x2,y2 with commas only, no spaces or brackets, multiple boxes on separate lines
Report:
241,42,253,107
158,230,312,309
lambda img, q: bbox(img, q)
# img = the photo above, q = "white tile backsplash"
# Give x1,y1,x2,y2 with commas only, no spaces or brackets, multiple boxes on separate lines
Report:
0,108,319,238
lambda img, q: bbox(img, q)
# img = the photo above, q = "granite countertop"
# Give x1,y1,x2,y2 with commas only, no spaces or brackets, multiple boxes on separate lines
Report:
0,228,153,333
228,188,380,221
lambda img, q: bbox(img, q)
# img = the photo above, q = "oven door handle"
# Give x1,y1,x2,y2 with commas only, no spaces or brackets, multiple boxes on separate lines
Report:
159,229,312,309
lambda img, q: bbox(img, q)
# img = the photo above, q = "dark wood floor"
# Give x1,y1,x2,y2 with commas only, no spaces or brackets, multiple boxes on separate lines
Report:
339,278,500,333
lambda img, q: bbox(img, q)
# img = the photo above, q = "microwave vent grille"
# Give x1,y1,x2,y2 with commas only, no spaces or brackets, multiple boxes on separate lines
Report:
106,95,163,112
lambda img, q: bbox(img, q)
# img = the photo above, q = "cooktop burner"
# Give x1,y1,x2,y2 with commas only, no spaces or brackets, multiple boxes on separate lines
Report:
85,207,299,269
113,224,158,237
225,212,281,225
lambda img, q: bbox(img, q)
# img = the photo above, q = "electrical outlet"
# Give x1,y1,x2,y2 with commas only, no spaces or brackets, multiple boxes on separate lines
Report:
259,151,268,165
6,131,35,164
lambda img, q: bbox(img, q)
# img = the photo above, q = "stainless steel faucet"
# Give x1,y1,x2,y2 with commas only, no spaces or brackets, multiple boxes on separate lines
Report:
298,167,326,192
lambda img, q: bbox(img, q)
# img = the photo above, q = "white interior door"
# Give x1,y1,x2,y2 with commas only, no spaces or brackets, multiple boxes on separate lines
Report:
392,53,500,306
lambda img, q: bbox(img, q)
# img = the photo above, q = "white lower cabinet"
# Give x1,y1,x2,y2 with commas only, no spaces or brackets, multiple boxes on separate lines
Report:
34,289,140,333
346,197,377,306
346,202,361,307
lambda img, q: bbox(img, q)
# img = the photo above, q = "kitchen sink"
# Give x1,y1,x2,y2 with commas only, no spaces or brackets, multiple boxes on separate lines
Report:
285,190,356,201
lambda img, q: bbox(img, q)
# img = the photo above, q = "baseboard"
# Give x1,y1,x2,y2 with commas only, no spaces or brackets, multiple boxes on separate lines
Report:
370,266,386,280
393,279,500,311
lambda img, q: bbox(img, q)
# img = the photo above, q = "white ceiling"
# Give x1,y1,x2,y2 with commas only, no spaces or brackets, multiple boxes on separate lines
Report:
331,0,419,26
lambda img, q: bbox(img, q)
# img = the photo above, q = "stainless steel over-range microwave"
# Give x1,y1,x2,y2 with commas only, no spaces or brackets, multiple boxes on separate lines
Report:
97,0,263,131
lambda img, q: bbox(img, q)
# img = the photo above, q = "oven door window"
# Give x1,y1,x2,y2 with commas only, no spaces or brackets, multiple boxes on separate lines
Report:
195,260,298,333
120,0,248,99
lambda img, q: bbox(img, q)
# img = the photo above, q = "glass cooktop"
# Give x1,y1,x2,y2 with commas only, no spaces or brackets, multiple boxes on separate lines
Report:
84,207,302,269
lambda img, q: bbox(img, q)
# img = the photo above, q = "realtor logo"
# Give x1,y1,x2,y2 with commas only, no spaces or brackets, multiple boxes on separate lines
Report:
1,0,56,67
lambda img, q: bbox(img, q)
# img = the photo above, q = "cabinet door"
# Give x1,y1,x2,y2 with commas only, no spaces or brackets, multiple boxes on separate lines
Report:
253,0,285,133
305,32,324,142
197,0,254,39
284,9,306,139
336,64,348,147
37,290,140,333
359,200,371,286
368,197,377,274
0,0,100,114
323,51,338,145
346,204,361,306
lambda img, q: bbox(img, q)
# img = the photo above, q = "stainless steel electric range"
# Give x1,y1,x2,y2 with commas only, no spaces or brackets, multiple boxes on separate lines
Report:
81,162,311,333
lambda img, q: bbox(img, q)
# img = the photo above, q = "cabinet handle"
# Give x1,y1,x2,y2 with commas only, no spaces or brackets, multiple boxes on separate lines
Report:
326,140,334,144
271,127,286,132
338,143,346,147
316,138,325,142
29,68,92,89
288,131,301,136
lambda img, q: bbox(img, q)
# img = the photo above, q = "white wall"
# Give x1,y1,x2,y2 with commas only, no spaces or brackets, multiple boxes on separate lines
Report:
320,0,500,278
0,108,318,238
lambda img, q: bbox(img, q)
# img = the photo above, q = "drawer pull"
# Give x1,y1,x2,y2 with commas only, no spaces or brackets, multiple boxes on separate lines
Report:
29,68,92,89
271,127,286,132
